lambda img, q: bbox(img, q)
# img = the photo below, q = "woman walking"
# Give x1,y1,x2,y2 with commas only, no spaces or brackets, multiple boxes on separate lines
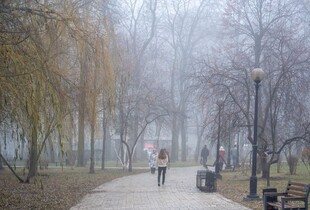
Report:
157,148,169,186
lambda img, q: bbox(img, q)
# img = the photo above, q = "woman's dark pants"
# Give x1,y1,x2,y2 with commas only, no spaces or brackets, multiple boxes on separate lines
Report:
157,166,167,185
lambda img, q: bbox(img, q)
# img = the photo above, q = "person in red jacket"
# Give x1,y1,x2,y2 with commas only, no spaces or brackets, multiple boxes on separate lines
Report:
219,146,226,171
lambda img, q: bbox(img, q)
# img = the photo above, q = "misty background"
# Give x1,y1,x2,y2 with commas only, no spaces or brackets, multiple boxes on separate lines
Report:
1,0,310,180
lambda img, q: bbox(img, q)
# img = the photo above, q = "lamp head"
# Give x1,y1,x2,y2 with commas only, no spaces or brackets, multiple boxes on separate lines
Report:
251,68,265,83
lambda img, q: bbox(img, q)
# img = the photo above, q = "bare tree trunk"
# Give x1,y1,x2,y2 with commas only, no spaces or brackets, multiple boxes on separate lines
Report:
89,122,95,173
27,124,38,181
132,113,139,162
77,47,87,167
0,142,3,170
171,113,179,162
266,163,271,187
126,143,132,172
48,136,55,163
156,122,162,149
77,93,85,166
261,153,268,178
181,116,187,161
195,129,202,162
101,111,107,170
89,96,96,173
277,156,281,173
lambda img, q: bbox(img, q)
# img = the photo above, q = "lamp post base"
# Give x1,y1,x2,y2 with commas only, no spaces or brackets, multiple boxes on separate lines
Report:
244,176,260,200
244,194,260,200
243,195,261,201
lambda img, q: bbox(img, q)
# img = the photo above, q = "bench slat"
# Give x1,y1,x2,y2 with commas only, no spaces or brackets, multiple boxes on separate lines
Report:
287,191,306,197
289,181,307,187
288,185,306,192
267,201,299,209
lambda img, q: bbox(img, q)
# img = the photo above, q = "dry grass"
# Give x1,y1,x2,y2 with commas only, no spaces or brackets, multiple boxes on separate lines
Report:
217,164,310,210
0,163,309,210
0,167,148,210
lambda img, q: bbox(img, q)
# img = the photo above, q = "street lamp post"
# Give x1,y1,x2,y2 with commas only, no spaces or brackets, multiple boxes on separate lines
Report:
226,121,232,169
236,129,240,167
247,68,265,199
215,100,223,179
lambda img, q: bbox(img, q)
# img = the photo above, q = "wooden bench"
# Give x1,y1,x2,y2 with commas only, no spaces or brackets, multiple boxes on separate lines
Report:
263,181,310,210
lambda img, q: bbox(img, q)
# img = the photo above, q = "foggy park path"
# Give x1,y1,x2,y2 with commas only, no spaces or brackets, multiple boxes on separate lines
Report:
71,166,250,210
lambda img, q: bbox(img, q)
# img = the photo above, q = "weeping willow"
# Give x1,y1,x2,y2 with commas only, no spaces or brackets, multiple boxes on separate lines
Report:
0,0,118,179
82,14,116,173
0,1,76,181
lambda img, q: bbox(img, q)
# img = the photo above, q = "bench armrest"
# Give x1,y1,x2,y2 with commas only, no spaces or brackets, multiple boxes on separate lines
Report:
281,196,306,202
263,192,287,197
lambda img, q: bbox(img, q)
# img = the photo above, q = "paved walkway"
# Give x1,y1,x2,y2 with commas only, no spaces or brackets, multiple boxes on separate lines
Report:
71,166,251,210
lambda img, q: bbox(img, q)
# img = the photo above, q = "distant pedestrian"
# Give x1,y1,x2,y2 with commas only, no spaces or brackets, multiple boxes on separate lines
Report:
157,148,169,186
219,146,226,171
149,149,157,174
200,145,209,168
231,144,238,171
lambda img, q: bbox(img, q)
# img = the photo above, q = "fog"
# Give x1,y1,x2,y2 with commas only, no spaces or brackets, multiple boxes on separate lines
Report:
0,0,310,175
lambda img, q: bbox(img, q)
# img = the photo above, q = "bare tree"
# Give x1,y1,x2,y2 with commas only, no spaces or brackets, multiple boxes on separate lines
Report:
201,0,310,185
111,0,158,167
161,0,211,161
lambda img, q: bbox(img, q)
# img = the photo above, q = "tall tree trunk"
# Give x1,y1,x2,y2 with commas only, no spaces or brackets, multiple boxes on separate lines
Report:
195,121,203,162
266,163,271,187
101,110,107,170
132,113,139,162
277,156,281,173
89,79,97,173
90,48,99,173
89,122,95,173
261,153,268,178
155,122,162,149
77,46,87,167
27,124,38,181
195,131,202,162
48,136,55,163
66,127,74,166
127,144,132,172
0,142,3,170
181,116,187,161
171,113,179,162
77,92,85,166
